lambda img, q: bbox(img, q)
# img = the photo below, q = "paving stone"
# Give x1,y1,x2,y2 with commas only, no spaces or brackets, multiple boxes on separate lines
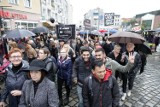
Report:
68,100,77,107
124,102,132,107
155,105,160,107
145,102,156,107
132,101,144,107
139,97,148,103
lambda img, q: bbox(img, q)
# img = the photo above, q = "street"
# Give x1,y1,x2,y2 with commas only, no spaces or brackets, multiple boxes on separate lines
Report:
64,53,160,107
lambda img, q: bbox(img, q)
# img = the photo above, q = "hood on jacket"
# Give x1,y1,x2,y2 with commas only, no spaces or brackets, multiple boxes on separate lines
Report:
93,68,112,82
7,60,29,71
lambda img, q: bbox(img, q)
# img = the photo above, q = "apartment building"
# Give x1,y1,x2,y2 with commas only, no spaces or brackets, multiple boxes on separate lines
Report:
0,0,41,30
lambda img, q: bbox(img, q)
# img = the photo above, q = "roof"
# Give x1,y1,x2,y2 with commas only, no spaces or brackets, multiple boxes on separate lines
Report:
135,9,160,18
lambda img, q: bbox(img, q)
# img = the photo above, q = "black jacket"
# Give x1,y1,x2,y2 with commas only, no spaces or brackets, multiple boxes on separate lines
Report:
43,57,57,82
82,70,120,107
73,56,94,85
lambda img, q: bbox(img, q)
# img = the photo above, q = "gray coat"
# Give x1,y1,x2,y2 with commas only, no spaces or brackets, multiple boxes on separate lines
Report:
1,60,29,107
105,57,133,76
19,77,59,107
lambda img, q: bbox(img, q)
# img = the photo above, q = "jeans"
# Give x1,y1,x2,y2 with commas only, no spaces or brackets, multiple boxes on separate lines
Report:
77,85,83,107
122,72,136,93
58,77,71,99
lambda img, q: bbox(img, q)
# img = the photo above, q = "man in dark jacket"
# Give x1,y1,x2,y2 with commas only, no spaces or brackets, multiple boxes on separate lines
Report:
121,43,142,101
72,46,94,107
82,59,120,107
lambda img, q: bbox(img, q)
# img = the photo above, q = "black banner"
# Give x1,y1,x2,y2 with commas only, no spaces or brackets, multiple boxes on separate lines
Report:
104,13,114,26
56,24,75,40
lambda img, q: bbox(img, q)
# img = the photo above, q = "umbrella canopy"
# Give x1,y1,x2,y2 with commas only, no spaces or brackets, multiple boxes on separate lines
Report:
135,42,152,54
79,30,88,35
108,31,145,44
4,29,36,39
32,26,50,34
90,30,103,36
99,29,107,33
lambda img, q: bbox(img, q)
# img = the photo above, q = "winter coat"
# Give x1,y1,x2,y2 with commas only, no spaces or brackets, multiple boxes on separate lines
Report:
43,57,57,82
72,56,95,85
82,70,120,107
19,77,59,107
1,60,29,107
57,57,72,86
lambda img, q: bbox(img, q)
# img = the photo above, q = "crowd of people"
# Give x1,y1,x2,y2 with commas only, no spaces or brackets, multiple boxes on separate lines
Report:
0,33,145,107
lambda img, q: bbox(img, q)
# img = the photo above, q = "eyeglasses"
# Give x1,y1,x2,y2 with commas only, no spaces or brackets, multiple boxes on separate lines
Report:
10,56,22,59
38,52,45,54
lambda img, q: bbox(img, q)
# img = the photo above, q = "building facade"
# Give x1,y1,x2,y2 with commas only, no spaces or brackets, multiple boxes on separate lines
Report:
41,0,72,25
84,8,121,30
135,10,160,30
0,0,41,31
84,8,104,30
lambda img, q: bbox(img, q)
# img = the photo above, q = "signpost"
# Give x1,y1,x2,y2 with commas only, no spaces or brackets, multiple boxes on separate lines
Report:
104,13,114,26
83,19,91,41
56,24,76,40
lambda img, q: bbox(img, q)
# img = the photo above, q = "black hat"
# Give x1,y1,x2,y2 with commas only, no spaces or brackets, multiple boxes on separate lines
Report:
59,39,67,43
28,59,47,72
80,46,90,53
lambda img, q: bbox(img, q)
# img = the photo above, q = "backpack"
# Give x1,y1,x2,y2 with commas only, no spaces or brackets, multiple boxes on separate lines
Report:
88,75,113,106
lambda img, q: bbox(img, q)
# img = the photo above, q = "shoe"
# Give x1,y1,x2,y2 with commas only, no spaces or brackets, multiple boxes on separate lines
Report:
63,97,69,106
121,93,126,101
127,90,131,96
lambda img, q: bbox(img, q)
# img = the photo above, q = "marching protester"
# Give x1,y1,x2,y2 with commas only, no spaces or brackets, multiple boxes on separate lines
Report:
94,48,134,75
108,45,126,80
0,48,29,107
57,48,72,106
72,46,94,107
37,48,57,82
121,43,142,101
18,59,59,107
82,59,120,107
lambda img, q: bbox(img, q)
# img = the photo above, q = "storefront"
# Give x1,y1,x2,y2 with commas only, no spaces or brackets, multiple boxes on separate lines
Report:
0,9,41,31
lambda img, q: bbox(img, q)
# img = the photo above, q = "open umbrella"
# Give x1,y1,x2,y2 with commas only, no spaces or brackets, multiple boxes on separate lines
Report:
90,30,103,36
99,29,107,33
135,42,152,54
4,29,36,39
108,31,145,44
32,26,50,34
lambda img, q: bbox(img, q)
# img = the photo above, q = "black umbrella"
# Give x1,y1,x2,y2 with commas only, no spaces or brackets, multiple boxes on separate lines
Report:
135,42,152,54
32,26,50,34
4,29,36,39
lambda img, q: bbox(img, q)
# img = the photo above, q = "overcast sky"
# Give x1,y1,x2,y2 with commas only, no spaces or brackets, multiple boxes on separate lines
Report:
70,0,160,24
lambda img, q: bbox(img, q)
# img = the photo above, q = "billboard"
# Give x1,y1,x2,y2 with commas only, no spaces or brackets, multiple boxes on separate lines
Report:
104,13,114,26
83,19,91,30
56,24,76,40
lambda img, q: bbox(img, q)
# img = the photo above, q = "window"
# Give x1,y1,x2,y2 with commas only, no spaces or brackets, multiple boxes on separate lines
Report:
25,0,31,7
9,0,18,4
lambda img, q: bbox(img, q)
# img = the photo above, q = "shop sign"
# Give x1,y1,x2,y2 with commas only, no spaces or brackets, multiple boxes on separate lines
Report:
0,10,27,19
56,24,76,40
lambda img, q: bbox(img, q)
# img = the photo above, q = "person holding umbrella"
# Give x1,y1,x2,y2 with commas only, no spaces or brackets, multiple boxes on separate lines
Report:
18,59,59,107
121,43,142,101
